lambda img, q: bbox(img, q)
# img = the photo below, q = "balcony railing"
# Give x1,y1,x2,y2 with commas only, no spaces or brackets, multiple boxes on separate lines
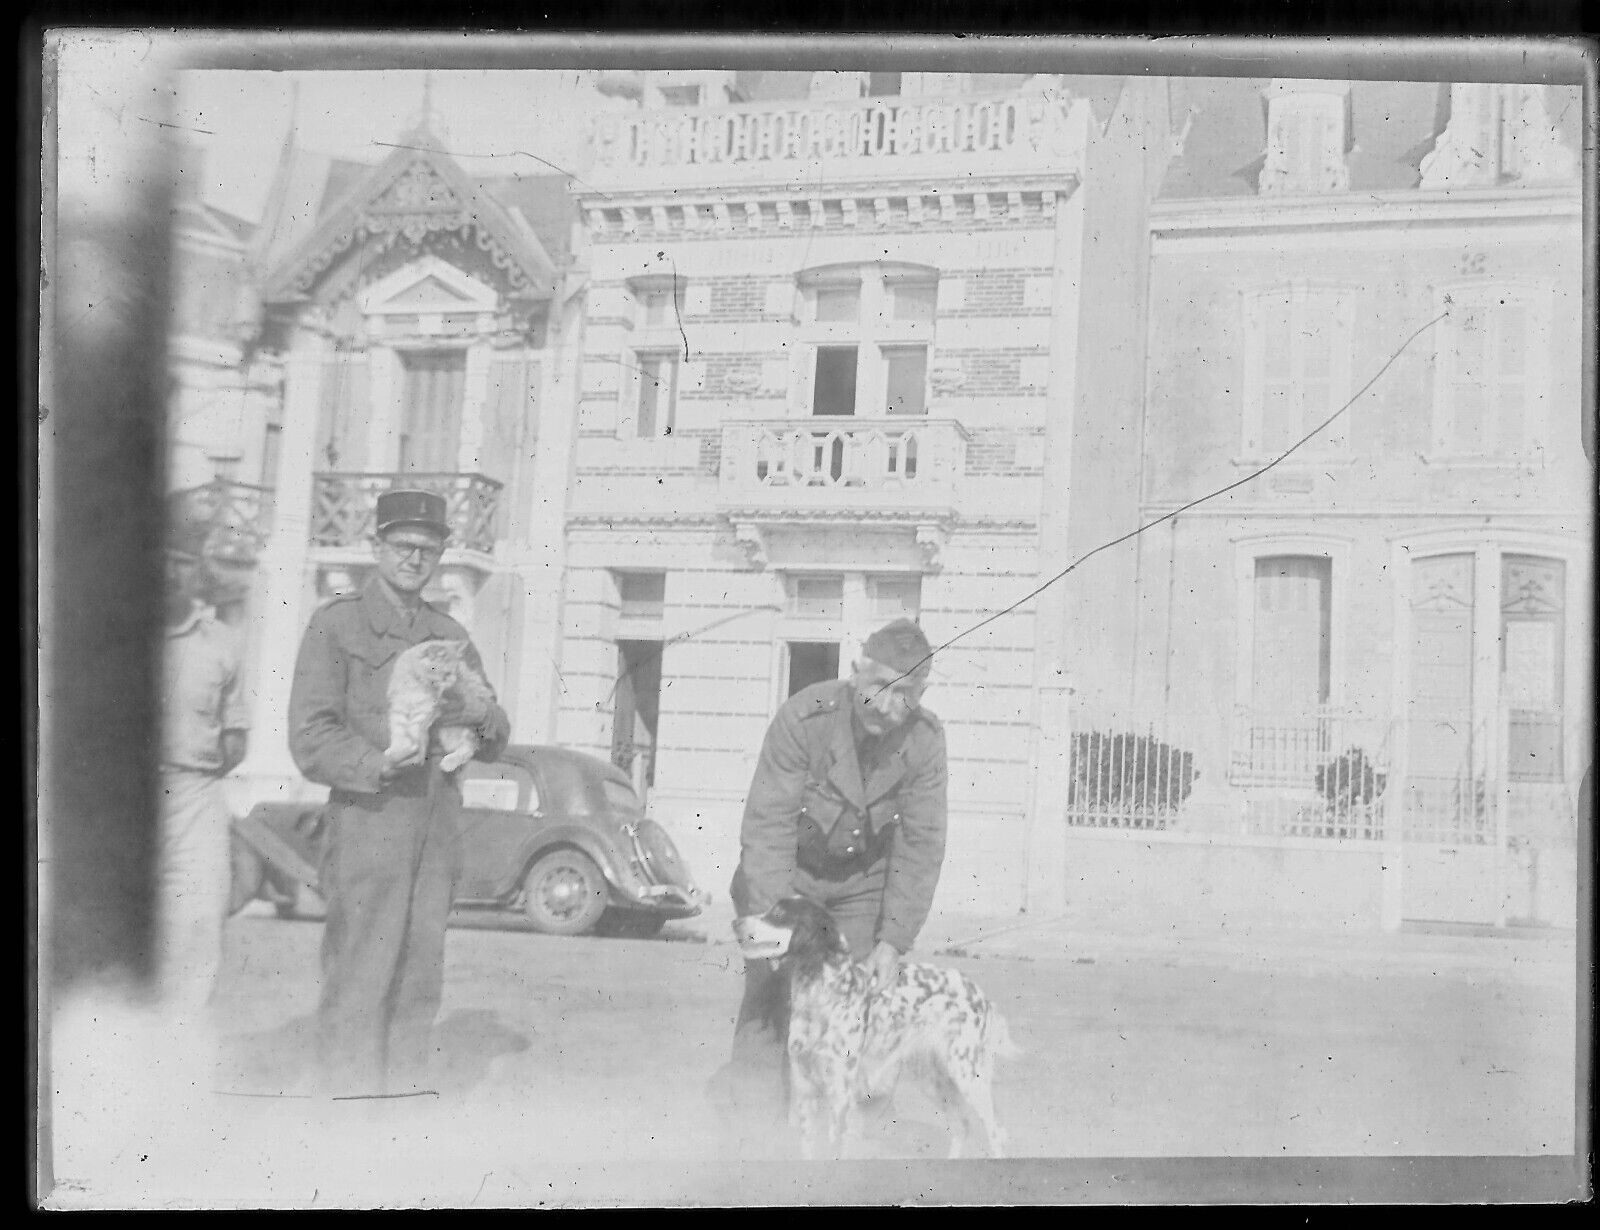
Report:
171,479,275,560
718,417,967,514
589,89,1085,187
311,472,504,555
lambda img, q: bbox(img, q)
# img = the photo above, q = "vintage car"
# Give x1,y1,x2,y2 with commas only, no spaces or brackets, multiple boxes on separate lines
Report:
229,745,704,938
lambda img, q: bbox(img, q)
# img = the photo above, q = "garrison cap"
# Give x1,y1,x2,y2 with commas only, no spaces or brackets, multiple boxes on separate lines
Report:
861,618,934,678
375,488,451,539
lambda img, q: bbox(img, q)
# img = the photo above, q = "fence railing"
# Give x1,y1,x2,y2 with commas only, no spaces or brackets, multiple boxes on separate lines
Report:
171,478,275,560
311,472,504,554
719,417,967,513
1061,704,1575,846
1064,726,1199,831
592,90,1078,177
1397,716,1494,846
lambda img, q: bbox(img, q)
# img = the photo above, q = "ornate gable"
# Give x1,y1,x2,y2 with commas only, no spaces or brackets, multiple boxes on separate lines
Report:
260,133,558,306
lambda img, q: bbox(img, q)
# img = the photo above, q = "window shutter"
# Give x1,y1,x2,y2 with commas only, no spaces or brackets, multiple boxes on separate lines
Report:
1492,300,1529,453
1259,296,1297,454
1298,302,1336,450
1448,304,1491,454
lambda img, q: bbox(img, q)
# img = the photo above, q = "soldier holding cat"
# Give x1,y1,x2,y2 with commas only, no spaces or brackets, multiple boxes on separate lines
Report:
288,488,510,1098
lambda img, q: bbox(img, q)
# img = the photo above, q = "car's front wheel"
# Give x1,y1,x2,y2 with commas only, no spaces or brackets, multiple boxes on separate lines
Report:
521,849,609,936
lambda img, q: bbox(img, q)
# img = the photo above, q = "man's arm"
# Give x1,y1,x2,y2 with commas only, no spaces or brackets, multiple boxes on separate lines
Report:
218,626,251,775
736,704,810,917
287,614,389,793
876,725,948,954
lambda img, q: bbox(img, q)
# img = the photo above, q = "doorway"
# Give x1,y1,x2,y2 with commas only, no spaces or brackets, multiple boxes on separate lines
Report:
612,640,663,799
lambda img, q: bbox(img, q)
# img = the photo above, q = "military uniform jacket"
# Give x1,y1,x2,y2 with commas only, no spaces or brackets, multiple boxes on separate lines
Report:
738,679,948,953
288,578,511,795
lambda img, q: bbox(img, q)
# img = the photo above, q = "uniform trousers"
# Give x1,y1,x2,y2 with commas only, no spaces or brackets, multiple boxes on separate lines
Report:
155,767,233,1016
316,762,462,1097
707,860,888,1154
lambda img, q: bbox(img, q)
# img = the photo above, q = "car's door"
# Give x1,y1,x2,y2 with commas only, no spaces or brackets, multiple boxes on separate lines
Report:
456,758,546,900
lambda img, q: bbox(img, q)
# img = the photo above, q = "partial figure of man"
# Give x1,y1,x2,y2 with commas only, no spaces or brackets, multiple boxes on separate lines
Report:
288,488,511,1097
708,618,949,1154
157,498,252,1019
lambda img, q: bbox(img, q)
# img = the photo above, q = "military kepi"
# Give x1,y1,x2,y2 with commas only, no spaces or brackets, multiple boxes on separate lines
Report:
862,617,934,678
375,488,451,539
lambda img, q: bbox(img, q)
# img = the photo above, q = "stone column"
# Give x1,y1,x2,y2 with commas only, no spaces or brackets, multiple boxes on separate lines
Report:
237,325,329,795
511,299,584,744
458,339,491,473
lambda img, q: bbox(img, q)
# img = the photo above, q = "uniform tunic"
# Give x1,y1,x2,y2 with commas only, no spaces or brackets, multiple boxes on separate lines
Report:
712,678,948,1152
288,578,510,1095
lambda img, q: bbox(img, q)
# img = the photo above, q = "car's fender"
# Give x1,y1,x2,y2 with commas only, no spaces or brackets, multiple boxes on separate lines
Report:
234,805,324,891
513,824,643,901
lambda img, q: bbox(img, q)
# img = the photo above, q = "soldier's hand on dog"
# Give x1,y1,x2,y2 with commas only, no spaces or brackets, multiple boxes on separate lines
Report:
864,940,901,993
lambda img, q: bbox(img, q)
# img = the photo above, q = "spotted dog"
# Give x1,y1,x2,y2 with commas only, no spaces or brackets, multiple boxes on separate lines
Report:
736,895,1019,1160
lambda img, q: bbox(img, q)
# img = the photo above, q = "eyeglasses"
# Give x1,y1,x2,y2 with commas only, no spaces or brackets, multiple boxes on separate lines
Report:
381,540,444,563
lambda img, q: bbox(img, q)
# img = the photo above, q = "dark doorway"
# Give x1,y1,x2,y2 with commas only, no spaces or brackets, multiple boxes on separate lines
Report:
787,641,841,698
613,640,663,791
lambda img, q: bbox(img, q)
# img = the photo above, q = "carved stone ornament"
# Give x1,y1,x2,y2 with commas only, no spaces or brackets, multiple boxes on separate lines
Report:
915,523,949,570
734,522,769,570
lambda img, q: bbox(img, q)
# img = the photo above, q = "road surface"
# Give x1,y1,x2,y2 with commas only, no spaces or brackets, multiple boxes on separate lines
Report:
44,907,1580,1206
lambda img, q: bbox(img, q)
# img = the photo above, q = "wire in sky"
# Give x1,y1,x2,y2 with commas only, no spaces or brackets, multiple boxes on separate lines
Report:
874,304,1454,694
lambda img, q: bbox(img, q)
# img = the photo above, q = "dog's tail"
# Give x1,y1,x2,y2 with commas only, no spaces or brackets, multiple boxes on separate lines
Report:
988,1006,1023,1061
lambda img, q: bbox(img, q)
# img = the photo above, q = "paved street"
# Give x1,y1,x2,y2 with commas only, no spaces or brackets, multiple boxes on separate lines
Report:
45,902,1579,1207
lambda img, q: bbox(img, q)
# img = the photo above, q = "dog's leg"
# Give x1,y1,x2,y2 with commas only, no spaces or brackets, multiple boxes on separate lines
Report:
945,1054,1007,1159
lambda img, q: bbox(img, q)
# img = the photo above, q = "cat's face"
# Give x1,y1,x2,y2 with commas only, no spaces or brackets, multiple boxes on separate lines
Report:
410,639,467,681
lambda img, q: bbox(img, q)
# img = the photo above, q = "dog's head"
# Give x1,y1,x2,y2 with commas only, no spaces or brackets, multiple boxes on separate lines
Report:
733,896,849,966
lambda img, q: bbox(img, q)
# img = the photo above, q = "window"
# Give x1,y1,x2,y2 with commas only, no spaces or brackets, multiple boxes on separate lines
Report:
1259,83,1350,195
812,347,858,417
1432,288,1545,457
867,72,903,97
634,351,679,438
870,575,922,622
1501,555,1564,780
789,574,845,620
617,571,666,619
1251,556,1332,714
460,760,539,813
638,286,681,329
883,346,929,416
798,264,938,419
1241,286,1355,457
398,349,467,472
260,422,282,487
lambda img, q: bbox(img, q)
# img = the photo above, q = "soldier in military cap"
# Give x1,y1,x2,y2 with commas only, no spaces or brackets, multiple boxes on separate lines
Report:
288,488,511,1097
158,496,252,1017
710,617,949,1151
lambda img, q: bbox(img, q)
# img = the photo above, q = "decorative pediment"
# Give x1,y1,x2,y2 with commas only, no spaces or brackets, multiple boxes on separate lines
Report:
261,133,558,306
360,255,502,316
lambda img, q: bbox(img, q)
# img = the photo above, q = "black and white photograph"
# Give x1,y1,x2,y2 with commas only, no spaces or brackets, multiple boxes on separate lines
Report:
34,29,1594,1208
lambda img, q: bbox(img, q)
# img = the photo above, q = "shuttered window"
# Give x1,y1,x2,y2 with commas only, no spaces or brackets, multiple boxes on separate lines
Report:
398,350,466,473
1439,295,1532,456
1251,555,1332,714
1242,287,1355,457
